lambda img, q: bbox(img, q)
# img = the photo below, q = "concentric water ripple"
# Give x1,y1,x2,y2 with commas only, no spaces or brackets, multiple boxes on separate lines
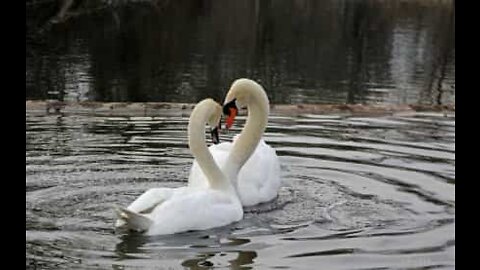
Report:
26,110,455,269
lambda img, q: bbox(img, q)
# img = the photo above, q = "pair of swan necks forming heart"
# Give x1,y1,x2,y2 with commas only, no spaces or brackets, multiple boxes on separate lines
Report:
189,78,269,191
115,78,275,235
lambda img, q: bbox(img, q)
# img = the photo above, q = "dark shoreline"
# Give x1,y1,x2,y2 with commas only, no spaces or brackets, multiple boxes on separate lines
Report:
26,100,455,117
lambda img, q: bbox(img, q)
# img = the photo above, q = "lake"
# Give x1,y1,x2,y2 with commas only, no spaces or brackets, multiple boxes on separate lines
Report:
26,0,455,269
26,108,455,269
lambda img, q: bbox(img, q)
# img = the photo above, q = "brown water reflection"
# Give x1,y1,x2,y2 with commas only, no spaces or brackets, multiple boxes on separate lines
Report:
26,0,454,105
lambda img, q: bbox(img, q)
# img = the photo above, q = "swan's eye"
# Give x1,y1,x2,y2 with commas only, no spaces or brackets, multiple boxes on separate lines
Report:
223,99,237,116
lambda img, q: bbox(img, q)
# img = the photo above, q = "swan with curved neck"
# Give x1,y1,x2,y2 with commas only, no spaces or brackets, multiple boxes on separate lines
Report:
222,79,270,180
188,99,232,191
115,99,242,235
189,79,281,206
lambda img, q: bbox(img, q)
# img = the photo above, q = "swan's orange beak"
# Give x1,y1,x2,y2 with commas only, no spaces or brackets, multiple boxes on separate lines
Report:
225,107,237,129
223,99,238,129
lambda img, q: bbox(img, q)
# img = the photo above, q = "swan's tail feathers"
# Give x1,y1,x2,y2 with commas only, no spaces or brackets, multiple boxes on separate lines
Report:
114,206,152,232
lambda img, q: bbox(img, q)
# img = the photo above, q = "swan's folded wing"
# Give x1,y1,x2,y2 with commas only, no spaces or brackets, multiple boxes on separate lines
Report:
127,188,176,214
154,189,243,232
237,139,281,206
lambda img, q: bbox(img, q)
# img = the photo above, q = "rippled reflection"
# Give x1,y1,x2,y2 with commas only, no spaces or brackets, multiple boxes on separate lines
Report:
26,0,455,105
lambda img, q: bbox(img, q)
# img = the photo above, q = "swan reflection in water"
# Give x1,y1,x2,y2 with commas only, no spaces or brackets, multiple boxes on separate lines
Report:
115,229,256,269
181,250,257,270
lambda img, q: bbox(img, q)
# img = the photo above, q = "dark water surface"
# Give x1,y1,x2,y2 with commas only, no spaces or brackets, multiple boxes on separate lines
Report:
26,0,455,105
26,109,455,269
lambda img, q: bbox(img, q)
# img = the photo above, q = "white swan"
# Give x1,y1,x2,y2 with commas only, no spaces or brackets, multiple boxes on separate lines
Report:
189,79,281,207
115,99,243,235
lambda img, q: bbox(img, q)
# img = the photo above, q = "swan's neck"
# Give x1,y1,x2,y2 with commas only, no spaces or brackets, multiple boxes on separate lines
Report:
188,106,231,191
224,88,269,182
